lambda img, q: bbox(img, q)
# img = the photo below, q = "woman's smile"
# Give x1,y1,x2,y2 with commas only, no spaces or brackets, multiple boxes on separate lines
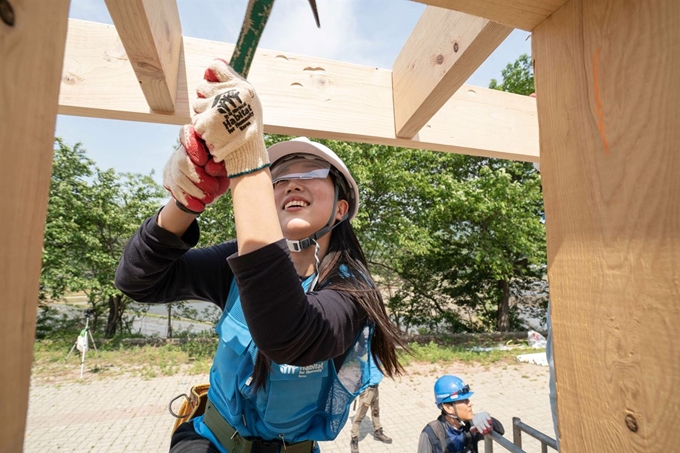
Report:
283,196,310,211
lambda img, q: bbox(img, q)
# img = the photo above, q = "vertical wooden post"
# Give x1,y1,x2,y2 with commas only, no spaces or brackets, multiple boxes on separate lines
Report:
533,0,680,451
0,0,71,451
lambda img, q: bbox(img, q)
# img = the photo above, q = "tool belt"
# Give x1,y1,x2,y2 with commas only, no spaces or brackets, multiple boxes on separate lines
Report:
169,383,211,434
203,397,316,453
170,385,315,453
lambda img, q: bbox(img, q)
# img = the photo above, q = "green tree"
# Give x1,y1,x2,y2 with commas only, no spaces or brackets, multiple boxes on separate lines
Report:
399,158,546,332
197,192,236,247
41,139,94,302
489,53,534,96
42,139,165,336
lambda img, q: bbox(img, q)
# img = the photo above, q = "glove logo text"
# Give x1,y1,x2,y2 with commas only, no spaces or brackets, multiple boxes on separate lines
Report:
212,89,254,134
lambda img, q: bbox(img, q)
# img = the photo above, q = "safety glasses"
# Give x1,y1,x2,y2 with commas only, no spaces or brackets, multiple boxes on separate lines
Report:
458,385,470,395
450,385,470,399
271,155,332,186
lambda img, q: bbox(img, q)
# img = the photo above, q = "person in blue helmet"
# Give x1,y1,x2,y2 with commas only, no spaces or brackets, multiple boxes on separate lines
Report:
417,375,504,453
115,59,407,453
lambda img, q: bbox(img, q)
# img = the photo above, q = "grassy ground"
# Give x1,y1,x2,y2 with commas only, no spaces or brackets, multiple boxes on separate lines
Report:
32,331,217,381
402,340,542,366
32,335,544,383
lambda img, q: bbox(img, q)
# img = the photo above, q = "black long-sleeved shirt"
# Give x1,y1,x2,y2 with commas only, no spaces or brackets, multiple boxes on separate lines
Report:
115,214,367,366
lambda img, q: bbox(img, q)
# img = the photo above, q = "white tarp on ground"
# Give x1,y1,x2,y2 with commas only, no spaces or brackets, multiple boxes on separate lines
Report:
516,330,549,366
516,352,549,366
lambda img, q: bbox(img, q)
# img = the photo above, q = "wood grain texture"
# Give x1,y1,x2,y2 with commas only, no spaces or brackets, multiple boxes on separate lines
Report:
59,19,539,162
393,6,511,138
0,0,71,451
533,0,680,451
411,0,568,31
104,0,182,112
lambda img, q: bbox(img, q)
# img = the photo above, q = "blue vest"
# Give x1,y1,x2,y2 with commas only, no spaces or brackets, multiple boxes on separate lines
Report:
367,352,383,387
424,416,475,453
193,274,374,452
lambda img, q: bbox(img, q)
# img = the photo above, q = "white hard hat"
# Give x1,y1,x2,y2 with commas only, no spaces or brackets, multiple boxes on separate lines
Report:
268,137,359,220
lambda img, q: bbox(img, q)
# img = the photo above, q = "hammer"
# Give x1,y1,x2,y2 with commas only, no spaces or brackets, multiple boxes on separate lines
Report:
230,0,321,78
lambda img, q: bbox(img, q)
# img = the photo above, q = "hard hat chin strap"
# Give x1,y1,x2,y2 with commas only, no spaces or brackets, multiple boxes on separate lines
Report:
444,405,466,430
286,181,348,253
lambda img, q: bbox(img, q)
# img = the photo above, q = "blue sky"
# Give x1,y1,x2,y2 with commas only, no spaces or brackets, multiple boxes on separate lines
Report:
57,0,531,183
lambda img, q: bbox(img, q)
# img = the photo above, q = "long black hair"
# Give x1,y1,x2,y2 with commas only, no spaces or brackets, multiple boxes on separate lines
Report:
314,219,408,378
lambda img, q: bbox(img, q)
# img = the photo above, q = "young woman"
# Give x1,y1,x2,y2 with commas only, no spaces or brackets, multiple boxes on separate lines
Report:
418,375,504,453
115,59,405,453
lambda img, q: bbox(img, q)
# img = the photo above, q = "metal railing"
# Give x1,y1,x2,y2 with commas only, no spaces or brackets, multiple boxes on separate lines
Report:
484,430,525,453
512,417,558,453
484,417,558,453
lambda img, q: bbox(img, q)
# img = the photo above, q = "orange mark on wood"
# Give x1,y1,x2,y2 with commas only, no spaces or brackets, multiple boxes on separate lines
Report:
593,48,610,155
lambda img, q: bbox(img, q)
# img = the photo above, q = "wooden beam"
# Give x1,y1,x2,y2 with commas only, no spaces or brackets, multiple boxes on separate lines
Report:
411,0,568,31
59,20,538,162
0,0,71,451
104,0,182,112
393,6,511,138
533,0,680,451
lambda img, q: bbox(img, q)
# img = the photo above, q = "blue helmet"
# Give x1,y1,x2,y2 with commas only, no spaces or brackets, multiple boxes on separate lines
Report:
434,375,474,406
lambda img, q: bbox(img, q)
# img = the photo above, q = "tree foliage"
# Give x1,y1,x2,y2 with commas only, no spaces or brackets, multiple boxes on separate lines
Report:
489,53,534,96
42,139,165,336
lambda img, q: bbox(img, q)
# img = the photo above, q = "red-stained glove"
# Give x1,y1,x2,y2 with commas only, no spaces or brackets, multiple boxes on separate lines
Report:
191,59,269,178
470,412,493,435
163,125,230,215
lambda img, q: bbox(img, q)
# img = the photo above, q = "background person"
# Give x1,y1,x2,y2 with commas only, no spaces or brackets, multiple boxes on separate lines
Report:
418,375,504,453
349,355,392,453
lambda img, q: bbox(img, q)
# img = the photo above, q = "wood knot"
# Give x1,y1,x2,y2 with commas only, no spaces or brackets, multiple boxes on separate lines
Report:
0,0,15,26
453,42,459,52
436,55,444,65
62,72,84,85
625,414,638,433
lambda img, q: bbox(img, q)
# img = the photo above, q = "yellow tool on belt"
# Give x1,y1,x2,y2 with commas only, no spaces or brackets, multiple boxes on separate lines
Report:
169,383,210,433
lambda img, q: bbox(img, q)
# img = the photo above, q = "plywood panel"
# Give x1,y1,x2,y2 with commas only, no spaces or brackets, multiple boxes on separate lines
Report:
393,6,511,138
59,20,539,162
533,0,680,451
0,0,71,451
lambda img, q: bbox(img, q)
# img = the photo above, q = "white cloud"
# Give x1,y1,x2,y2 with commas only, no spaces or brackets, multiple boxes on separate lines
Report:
260,0,372,65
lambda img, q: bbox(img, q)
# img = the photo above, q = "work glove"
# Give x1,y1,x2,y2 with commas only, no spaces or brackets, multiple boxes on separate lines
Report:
191,58,269,178
163,125,230,215
470,411,492,435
